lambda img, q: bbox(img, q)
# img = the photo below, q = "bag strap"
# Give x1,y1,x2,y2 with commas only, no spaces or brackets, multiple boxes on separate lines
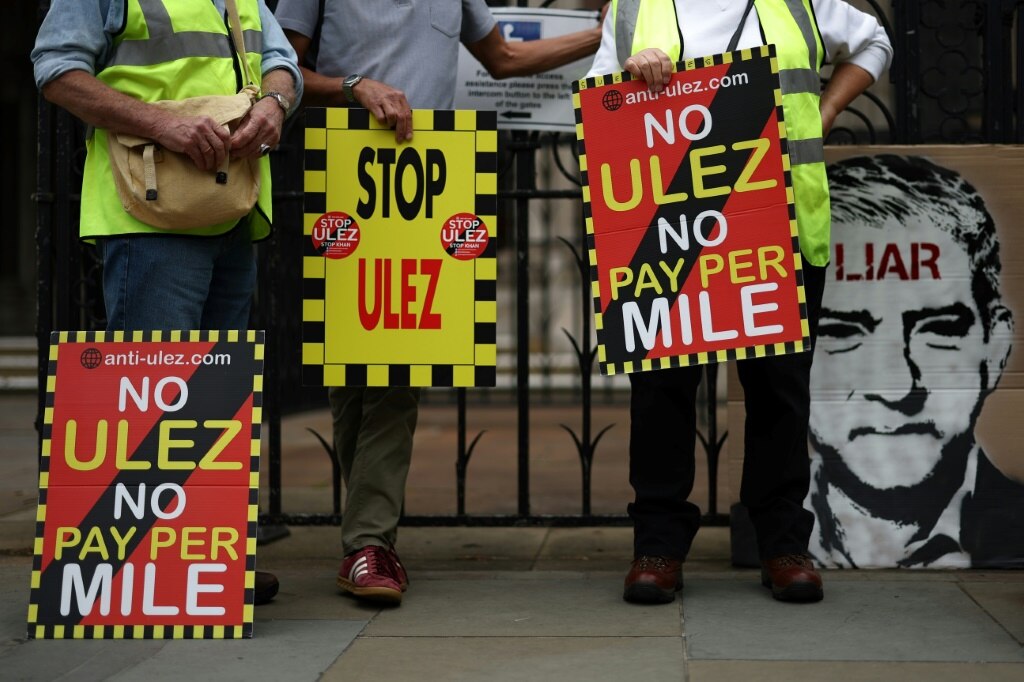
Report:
727,0,758,54
224,0,256,89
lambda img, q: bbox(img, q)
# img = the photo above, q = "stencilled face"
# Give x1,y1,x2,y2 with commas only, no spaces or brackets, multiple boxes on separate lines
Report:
810,212,991,489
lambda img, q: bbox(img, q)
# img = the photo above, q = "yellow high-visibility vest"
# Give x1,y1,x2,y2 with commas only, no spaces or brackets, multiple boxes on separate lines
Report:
81,0,272,239
611,0,831,266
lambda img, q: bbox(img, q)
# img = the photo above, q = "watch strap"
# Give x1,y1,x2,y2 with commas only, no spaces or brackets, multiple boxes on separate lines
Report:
343,74,363,104
259,91,290,115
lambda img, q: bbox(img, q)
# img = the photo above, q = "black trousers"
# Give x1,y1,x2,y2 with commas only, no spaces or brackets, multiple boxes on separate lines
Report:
627,263,827,561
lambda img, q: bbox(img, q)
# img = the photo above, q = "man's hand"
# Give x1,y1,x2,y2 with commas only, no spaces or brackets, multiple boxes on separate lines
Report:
230,97,286,159
229,67,296,159
352,78,413,143
624,48,673,92
153,112,232,172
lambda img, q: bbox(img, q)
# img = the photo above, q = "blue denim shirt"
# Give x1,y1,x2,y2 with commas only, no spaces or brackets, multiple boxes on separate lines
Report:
31,0,303,107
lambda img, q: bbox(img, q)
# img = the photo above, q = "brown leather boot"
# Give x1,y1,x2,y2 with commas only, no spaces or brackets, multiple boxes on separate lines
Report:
623,556,683,604
761,554,823,602
254,570,280,605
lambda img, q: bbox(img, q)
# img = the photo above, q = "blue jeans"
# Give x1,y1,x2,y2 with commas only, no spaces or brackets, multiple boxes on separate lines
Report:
98,224,256,332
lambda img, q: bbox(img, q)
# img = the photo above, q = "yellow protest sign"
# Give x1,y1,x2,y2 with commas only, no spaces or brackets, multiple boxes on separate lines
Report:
302,108,497,387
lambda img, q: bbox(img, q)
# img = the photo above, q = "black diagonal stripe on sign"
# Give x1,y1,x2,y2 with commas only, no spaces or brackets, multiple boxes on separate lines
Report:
600,55,777,366
36,341,259,627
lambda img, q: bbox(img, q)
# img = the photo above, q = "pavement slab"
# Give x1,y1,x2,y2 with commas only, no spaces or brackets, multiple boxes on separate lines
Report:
688,661,1024,682
682,579,1024,662
0,620,365,682
959,580,1024,644
325,636,686,682
363,574,684,638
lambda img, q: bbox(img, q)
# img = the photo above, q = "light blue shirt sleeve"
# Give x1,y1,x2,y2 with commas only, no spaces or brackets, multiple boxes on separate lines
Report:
258,0,304,108
31,0,116,89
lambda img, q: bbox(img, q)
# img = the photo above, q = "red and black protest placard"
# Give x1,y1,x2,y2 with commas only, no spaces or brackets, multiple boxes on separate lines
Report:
573,45,810,375
28,331,264,639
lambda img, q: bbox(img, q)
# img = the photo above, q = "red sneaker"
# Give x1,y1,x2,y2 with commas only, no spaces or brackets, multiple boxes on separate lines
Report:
337,546,402,604
387,546,409,592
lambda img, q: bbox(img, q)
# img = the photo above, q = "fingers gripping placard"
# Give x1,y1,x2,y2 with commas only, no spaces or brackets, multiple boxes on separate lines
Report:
302,109,498,387
29,330,264,639
574,46,810,375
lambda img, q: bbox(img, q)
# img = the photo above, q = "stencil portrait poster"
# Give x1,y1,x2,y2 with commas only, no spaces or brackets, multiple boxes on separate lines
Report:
804,147,1024,569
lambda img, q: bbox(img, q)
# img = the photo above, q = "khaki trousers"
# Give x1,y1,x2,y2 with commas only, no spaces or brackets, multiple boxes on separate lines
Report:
328,386,420,554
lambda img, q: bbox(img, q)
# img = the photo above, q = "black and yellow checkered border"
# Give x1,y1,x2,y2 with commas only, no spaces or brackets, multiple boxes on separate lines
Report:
27,624,252,640
571,45,810,375
28,329,263,640
300,108,498,387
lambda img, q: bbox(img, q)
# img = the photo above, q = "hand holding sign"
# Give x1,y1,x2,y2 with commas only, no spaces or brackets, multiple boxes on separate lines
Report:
623,48,673,92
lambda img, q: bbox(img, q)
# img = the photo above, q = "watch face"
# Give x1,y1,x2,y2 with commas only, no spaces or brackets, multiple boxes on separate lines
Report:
261,92,289,114
343,75,362,102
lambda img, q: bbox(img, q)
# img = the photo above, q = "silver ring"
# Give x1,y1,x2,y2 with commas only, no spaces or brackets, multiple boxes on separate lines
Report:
259,143,271,156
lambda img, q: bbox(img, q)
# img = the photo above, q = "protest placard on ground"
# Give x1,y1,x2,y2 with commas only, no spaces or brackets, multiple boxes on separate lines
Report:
28,331,263,639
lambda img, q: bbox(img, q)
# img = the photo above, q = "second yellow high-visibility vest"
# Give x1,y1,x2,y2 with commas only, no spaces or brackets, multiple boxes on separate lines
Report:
611,0,831,266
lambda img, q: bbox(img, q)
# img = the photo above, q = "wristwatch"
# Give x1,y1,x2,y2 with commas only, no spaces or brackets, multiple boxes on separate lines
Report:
342,74,364,104
259,91,290,116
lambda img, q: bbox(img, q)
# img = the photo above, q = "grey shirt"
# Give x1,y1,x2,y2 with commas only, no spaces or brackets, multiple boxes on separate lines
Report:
274,0,494,108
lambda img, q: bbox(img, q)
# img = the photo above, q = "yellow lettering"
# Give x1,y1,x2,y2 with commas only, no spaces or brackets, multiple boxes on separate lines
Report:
113,420,147,470
758,246,787,279
650,156,688,204
109,526,136,561
634,263,663,296
732,138,777,192
699,254,725,288
198,420,243,470
211,527,239,561
690,145,730,198
80,526,109,560
64,420,106,471
150,527,176,560
180,527,205,560
600,159,643,212
657,257,686,291
158,420,197,470
609,267,634,301
54,527,81,560
729,249,755,284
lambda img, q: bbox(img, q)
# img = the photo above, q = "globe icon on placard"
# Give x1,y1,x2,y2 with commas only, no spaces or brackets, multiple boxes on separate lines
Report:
80,347,102,369
602,89,624,111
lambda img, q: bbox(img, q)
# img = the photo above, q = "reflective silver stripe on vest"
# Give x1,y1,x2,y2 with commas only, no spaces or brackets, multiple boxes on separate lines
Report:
615,0,642,68
110,33,233,66
779,68,819,95
138,0,173,37
788,137,824,165
108,0,262,67
781,0,818,68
